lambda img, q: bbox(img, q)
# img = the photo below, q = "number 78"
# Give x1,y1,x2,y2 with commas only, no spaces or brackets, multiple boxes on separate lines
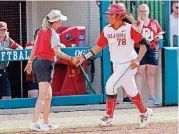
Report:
117,38,126,46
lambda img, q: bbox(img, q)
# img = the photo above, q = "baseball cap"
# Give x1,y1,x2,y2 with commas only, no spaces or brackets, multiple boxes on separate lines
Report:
0,22,7,30
47,10,67,22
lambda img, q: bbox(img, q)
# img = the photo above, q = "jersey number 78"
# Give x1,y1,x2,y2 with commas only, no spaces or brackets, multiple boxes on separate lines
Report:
117,37,126,46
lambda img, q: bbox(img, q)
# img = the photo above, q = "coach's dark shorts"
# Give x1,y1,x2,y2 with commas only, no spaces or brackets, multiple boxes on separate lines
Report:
32,58,55,83
0,70,11,96
134,47,159,65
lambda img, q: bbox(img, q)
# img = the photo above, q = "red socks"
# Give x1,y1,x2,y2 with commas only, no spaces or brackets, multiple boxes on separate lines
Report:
105,92,146,118
131,92,147,113
106,95,117,118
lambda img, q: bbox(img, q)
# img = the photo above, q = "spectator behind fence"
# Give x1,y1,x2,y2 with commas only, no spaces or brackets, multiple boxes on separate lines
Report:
134,4,163,105
0,21,23,99
170,1,179,47
24,29,40,98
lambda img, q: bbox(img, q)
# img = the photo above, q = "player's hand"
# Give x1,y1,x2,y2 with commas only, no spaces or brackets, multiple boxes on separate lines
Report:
24,62,32,74
138,16,144,21
76,56,85,67
129,59,140,69
138,17,144,23
70,56,80,67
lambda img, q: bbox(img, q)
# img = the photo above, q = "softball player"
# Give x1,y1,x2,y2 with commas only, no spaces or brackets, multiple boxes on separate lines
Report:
77,3,153,128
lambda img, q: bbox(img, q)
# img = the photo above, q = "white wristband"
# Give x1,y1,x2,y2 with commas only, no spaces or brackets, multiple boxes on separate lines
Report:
82,50,94,60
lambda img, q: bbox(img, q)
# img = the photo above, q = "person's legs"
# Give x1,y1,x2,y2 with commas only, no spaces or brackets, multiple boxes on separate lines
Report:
146,48,161,105
104,76,118,119
99,64,127,126
43,85,52,124
122,76,147,113
41,85,58,130
146,64,156,97
29,82,51,131
32,82,51,123
1,73,11,99
135,65,146,93
29,57,56,131
134,47,147,93
106,94,117,118
121,69,153,128
104,63,130,118
146,64,161,104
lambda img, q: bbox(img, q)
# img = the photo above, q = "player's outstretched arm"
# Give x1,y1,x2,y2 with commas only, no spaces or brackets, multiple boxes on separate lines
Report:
76,45,103,66
91,45,103,55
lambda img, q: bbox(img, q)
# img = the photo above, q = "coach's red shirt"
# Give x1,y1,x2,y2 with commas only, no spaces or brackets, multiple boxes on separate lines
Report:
35,29,56,62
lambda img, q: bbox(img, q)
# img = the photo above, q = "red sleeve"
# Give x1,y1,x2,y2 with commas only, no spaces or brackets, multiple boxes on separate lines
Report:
130,26,143,44
9,38,19,49
97,31,108,48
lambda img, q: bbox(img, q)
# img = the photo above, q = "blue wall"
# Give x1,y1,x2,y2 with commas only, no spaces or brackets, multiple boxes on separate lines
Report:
163,47,178,105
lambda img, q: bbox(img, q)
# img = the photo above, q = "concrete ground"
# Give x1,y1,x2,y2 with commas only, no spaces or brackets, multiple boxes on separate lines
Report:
0,105,177,134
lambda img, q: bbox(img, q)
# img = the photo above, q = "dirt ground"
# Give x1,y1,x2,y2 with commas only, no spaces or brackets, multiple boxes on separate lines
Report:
2,122,178,134
0,106,177,134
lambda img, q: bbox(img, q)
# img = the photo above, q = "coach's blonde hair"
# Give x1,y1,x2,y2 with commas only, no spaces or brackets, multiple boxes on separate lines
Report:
41,17,51,31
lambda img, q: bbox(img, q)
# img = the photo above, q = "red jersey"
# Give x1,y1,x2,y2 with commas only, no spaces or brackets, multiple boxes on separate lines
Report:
135,19,162,48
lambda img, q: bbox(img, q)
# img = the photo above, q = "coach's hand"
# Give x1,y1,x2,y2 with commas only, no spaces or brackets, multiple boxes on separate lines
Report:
130,59,140,69
24,62,32,74
70,56,80,67
75,56,85,67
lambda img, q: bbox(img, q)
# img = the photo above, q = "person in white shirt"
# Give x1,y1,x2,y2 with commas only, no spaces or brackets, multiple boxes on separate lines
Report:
170,1,179,47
